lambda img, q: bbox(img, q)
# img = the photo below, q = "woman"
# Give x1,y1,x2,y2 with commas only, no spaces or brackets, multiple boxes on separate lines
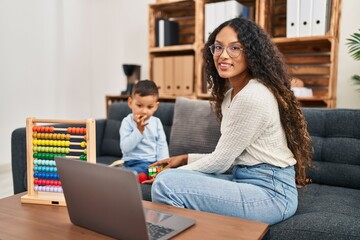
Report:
148,18,312,225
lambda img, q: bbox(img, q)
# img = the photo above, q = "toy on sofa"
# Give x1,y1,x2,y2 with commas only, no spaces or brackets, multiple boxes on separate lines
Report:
21,117,96,206
137,166,164,183
148,165,164,180
138,172,148,183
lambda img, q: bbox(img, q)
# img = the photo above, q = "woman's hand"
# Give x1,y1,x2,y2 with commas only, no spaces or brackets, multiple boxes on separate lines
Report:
152,154,188,169
142,154,188,184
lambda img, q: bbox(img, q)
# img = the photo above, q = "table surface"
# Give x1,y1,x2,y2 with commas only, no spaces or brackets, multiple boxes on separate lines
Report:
0,193,269,240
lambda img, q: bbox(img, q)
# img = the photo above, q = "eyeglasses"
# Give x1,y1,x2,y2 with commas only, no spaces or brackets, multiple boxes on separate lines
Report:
209,44,244,58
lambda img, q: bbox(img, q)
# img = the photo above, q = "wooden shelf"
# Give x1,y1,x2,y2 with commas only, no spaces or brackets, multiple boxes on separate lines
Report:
273,35,333,45
147,0,341,108
149,44,194,53
196,92,211,99
106,95,183,117
149,0,195,10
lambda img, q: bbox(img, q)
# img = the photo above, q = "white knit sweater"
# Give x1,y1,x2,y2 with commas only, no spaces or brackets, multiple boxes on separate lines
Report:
180,79,296,173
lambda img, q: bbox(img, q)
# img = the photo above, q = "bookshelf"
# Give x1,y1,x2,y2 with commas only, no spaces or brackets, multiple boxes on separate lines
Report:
148,0,341,107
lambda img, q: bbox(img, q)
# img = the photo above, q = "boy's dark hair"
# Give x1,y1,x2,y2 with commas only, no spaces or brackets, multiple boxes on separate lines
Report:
132,79,159,97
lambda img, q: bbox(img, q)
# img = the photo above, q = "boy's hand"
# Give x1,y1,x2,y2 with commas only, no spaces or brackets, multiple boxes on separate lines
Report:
134,114,148,133
142,178,155,184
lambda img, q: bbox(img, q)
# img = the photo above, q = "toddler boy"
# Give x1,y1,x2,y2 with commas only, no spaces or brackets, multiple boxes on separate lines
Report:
112,80,169,174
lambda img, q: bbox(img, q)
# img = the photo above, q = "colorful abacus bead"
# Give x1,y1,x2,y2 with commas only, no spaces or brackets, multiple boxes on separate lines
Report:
80,141,86,148
32,126,55,133
67,127,86,134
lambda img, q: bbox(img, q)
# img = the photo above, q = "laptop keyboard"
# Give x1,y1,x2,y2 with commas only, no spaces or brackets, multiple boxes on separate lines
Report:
147,222,175,240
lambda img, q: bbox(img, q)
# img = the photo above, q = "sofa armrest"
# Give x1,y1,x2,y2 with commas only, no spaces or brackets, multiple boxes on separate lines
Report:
11,127,27,194
95,119,106,157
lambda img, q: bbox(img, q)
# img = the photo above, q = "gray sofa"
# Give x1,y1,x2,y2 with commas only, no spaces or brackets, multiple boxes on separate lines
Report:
11,97,360,239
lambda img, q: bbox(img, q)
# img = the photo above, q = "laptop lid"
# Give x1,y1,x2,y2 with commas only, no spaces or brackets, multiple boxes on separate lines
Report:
55,157,195,240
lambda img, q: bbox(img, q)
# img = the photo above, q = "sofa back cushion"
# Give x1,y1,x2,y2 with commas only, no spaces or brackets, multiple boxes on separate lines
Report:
303,108,360,189
101,101,174,158
169,97,220,156
152,101,175,144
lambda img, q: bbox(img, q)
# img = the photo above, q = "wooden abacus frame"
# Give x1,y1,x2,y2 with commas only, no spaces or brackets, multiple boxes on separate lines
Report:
21,117,96,206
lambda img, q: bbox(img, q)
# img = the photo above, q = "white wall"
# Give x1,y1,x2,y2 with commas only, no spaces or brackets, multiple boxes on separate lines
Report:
0,0,154,198
0,0,358,198
336,0,360,108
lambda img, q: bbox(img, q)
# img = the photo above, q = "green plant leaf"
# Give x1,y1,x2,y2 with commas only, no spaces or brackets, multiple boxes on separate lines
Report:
352,74,360,83
347,29,360,61
352,75,360,92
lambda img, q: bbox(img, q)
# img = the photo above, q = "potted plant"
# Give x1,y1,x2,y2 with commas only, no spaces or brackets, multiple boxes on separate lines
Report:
346,29,360,89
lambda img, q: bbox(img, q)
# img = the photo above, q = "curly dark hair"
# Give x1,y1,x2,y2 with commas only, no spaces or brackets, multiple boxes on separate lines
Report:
203,18,312,186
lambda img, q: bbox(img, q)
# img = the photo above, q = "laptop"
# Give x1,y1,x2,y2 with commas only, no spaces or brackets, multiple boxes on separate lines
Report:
55,157,195,240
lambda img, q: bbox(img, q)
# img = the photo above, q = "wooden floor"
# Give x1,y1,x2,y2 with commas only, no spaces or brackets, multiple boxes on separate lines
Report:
0,163,13,199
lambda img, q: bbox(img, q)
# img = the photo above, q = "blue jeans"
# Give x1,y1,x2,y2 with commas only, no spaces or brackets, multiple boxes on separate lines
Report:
151,164,298,225
124,160,152,174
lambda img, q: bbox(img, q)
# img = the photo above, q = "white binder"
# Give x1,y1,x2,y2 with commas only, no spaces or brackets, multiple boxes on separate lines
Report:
224,0,244,20
311,0,331,36
205,2,223,41
204,3,216,41
158,19,165,47
286,0,300,37
299,0,313,37
204,0,245,42
214,1,226,31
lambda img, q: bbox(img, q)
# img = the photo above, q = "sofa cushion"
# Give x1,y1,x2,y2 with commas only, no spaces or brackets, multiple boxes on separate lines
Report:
271,184,360,239
303,108,360,189
100,119,122,158
153,102,175,145
169,97,220,156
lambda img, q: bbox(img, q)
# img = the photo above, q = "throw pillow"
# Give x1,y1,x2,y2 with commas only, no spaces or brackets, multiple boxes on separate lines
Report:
169,97,221,156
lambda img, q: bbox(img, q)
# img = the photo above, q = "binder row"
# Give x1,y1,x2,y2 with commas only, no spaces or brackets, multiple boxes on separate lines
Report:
155,18,179,47
153,55,194,96
155,0,255,46
287,0,332,37
204,0,255,41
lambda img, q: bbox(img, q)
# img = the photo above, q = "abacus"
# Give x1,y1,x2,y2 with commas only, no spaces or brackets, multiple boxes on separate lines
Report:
21,117,96,206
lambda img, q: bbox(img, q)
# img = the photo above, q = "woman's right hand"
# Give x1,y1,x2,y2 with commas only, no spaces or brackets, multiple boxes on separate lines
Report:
142,154,188,184
150,154,188,170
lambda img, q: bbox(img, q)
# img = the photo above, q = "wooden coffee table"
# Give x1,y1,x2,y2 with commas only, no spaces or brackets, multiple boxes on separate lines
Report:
0,193,269,239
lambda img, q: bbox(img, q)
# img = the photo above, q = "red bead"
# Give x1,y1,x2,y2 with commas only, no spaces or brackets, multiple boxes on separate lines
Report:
138,172,148,183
